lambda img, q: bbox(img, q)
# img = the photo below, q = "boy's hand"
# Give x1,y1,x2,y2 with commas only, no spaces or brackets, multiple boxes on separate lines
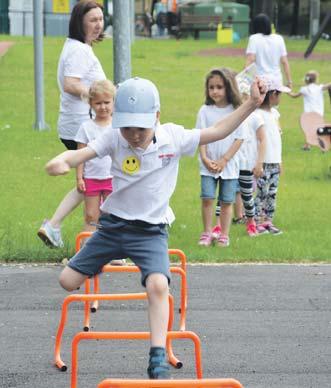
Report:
250,77,267,106
46,159,70,176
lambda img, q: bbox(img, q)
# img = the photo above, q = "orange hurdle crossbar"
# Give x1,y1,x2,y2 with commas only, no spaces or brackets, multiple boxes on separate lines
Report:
97,378,244,388
54,293,175,372
90,265,187,331
71,330,202,388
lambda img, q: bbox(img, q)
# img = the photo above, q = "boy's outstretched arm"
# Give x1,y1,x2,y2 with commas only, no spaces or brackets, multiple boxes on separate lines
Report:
46,147,97,176
199,78,266,145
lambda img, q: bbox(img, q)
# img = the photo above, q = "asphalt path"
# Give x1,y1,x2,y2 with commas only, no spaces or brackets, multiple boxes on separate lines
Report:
1,263,330,388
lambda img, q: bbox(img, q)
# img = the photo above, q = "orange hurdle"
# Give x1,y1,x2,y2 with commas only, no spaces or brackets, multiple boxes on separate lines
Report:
75,232,188,332
97,378,243,388
54,293,180,372
71,331,202,388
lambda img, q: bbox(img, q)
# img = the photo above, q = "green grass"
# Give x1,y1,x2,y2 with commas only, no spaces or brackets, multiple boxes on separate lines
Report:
0,35,331,262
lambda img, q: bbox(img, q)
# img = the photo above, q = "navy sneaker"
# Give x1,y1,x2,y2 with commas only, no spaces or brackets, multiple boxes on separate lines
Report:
147,347,170,379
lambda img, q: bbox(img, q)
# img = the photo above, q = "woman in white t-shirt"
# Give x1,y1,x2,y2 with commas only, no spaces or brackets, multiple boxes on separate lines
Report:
38,1,106,248
246,13,292,88
289,70,331,150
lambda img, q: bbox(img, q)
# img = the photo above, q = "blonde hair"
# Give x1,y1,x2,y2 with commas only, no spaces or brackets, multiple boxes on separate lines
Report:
204,67,242,108
88,79,116,102
304,70,319,84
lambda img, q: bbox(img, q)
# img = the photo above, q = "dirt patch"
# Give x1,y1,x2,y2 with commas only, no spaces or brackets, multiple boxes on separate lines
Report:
197,47,331,60
0,41,14,57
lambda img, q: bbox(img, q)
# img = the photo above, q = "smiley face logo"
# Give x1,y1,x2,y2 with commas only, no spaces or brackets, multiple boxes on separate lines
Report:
122,156,140,175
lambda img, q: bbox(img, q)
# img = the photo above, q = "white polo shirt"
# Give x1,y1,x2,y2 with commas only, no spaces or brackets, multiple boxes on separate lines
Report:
89,123,200,224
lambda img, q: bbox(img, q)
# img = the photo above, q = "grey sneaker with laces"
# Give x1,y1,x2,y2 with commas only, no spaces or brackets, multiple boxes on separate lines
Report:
37,220,64,248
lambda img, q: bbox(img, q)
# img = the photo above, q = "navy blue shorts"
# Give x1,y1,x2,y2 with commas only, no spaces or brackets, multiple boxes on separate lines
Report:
68,213,170,286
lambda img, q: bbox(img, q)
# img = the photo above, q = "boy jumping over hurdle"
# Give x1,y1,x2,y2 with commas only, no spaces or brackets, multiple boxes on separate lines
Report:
45,76,266,379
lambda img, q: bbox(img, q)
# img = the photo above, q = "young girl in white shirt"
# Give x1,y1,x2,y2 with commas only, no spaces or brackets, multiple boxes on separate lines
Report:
289,70,331,150
254,76,290,235
237,93,266,237
75,79,115,235
196,68,245,247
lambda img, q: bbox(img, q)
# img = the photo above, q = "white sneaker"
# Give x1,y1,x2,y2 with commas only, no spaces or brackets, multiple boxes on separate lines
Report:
37,220,64,248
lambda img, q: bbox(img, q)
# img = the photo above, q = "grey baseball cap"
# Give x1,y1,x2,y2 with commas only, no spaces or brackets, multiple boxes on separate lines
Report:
112,77,161,129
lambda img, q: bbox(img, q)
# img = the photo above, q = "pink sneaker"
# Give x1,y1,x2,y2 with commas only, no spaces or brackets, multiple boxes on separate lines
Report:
216,234,230,247
211,225,222,239
198,232,213,246
246,223,257,237
256,223,268,235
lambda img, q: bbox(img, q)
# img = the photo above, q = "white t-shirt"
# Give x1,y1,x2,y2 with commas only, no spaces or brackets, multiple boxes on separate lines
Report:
88,123,200,224
195,104,246,179
75,120,112,180
299,83,324,116
238,111,264,171
256,108,282,164
246,33,287,82
57,38,106,140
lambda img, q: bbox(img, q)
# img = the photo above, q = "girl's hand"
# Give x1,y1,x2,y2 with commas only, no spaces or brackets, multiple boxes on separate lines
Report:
253,162,264,178
45,159,70,176
215,157,227,172
203,158,218,173
76,178,86,193
250,77,267,106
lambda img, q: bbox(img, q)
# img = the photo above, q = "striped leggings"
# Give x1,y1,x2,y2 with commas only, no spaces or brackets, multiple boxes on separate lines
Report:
238,170,255,218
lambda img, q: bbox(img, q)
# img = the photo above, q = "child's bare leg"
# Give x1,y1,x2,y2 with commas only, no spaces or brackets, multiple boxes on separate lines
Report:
83,195,100,232
234,192,244,220
50,188,84,228
220,202,232,236
146,273,169,347
201,198,214,233
146,273,170,379
59,266,87,291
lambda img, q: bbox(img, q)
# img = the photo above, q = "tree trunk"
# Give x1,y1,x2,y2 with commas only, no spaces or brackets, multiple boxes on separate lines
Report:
290,0,300,36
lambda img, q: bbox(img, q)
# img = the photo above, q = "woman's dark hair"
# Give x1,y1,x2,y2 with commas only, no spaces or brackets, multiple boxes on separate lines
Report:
204,68,242,108
252,13,271,35
69,0,104,43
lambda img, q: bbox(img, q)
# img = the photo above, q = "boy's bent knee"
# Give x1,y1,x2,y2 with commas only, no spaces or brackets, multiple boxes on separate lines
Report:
146,273,169,295
59,266,87,291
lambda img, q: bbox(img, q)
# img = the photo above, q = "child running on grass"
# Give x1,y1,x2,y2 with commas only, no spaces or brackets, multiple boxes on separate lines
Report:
254,75,289,235
45,76,266,379
288,70,331,150
197,68,246,248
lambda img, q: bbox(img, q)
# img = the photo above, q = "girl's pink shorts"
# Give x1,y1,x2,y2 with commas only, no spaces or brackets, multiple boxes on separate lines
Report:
84,178,113,197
